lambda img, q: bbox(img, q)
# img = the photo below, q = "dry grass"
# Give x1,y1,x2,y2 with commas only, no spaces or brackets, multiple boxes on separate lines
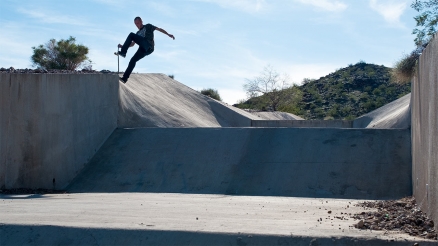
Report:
392,52,420,84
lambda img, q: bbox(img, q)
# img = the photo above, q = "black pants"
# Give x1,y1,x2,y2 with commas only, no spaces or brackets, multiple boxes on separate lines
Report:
121,32,154,80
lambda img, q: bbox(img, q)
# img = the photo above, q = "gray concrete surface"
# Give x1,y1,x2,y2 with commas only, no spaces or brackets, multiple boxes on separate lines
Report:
118,74,258,128
1,193,435,246
353,93,411,129
252,120,352,128
412,33,438,231
0,74,118,189
0,70,424,245
67,128,411,200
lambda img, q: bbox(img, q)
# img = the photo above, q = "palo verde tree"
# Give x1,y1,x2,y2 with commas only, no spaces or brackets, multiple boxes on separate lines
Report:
243,65,291,111
392,0,437,83
31,36,91,70
412,0,438,46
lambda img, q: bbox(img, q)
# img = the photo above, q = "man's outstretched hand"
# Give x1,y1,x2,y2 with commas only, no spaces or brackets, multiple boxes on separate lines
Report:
168,34,175,40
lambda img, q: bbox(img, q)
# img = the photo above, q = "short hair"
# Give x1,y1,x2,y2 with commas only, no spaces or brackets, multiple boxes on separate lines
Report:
134,17,142,21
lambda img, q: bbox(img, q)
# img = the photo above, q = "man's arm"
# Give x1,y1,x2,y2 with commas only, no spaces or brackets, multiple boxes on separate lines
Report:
155,27,175,40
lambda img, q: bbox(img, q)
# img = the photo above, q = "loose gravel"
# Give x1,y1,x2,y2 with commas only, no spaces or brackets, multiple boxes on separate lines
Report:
352,197,437,240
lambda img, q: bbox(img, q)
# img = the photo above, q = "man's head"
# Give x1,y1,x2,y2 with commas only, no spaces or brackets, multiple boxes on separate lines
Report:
134,17,143,30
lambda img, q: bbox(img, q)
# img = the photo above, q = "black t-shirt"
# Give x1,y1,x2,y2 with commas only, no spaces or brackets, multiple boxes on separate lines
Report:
136,23,157,46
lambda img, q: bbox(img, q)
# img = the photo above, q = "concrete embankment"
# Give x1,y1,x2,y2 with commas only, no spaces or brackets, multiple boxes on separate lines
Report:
118,74,306,128
67,127,411,200
0,71,416,197
118,73,258,128
0,73,118,189
353,93,411,129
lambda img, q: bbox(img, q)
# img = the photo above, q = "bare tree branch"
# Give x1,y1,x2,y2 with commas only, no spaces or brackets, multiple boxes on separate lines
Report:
243,65,291,111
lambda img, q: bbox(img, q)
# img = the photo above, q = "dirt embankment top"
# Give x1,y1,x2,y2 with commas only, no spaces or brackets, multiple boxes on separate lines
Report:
0,67,117,74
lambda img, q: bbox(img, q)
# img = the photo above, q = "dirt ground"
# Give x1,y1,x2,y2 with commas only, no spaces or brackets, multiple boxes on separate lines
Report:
352,197,437,240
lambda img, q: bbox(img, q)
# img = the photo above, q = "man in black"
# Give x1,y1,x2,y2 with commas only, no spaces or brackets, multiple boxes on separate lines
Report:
117,16,175,83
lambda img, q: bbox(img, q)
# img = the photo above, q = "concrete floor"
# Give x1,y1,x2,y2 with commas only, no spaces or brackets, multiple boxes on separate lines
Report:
1,193,435,245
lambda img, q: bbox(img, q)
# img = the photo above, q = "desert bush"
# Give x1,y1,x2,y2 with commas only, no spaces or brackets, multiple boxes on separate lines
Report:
392,50,421,83
201,88,222,101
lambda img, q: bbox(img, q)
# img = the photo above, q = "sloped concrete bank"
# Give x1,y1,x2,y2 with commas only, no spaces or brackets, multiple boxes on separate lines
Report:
118,74,258,128
0,73,118,189
68,127,411,199
353,93,411,129
412,33,438,230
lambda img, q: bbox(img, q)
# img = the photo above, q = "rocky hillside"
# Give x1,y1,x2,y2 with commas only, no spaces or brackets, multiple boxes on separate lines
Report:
235,62,411,120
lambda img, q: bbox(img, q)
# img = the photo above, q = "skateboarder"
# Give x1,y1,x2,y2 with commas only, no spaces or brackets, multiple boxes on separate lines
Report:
116,16,175,83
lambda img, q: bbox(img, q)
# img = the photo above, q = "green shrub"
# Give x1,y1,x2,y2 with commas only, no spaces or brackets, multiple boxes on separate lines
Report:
201,88,222,101
31,36,90,70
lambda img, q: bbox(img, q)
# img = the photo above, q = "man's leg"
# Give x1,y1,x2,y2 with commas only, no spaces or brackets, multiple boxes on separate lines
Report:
120,33,150,55
122,47,154,81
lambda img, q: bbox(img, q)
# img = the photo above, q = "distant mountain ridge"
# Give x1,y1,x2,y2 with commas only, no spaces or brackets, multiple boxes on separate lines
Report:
235,62,411,120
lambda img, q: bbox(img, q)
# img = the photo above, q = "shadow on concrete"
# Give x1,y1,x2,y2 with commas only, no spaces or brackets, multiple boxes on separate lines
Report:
1,224,432,246
63,190,412,201
0,194,46,200
65,128,412,200
0,194,74,200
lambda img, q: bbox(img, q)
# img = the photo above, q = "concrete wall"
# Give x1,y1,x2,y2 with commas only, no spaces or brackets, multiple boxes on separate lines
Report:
252,120,352,128
412,34,438,230
68,128,412,200
0,73,118,189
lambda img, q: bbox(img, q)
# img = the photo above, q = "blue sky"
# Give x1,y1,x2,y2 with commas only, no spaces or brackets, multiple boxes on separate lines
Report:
0,0,418,104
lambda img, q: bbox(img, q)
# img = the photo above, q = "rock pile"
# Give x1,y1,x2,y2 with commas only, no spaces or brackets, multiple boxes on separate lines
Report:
352,197,437,240
0,67,116,74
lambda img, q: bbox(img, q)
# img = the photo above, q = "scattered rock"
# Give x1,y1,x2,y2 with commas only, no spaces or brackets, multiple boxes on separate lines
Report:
351,197,437,240
356,220,365,229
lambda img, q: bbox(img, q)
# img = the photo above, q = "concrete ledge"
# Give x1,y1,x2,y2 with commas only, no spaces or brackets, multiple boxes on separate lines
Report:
252,120,352,128
68,128,411,199
0,73,119,189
